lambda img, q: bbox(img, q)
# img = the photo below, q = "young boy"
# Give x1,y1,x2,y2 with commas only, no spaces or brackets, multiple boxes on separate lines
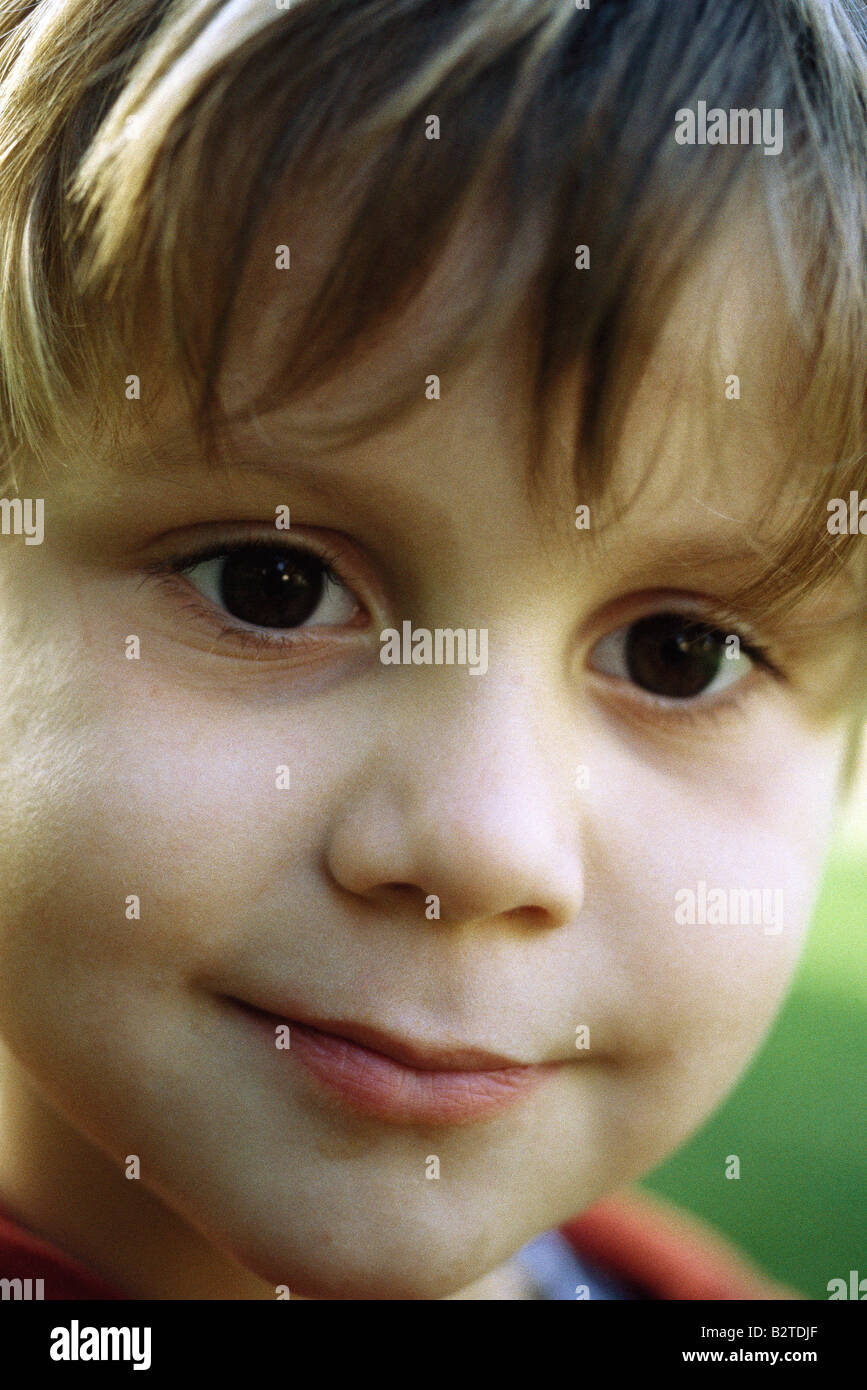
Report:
0,0,863,1301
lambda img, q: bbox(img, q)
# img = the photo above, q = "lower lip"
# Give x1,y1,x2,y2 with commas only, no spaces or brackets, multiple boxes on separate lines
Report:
238,1006,560,1125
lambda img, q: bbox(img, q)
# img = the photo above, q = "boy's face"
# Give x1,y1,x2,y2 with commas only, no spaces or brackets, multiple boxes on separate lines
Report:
0,204,854,1299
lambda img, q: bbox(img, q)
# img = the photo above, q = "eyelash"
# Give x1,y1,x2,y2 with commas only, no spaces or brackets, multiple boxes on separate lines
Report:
139,535,361,655
138,536,786,714
590,612,783,731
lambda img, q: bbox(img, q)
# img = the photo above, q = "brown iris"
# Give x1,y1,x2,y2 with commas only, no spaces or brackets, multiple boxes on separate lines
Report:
219,547,326,628
625,613,725,698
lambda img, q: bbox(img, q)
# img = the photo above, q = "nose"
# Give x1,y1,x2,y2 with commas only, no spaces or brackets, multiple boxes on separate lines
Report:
324,664,585,929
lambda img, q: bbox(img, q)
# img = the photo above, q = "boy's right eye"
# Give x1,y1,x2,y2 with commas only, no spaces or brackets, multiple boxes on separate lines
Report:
181,543,360,631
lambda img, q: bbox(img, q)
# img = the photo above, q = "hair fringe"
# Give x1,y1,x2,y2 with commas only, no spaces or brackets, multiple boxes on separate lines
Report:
0,0,865,716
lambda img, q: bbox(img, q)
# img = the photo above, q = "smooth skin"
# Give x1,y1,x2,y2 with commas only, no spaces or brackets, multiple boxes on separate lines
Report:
0,197,856,1299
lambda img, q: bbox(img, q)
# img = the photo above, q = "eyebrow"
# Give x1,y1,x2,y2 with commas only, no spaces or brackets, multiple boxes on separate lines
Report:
119,414,352,502
611,534,771,578
118,411,462,540
119,415,857,624
607,530,857,625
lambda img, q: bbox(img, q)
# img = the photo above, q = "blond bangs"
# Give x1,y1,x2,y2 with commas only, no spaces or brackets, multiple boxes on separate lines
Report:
0,0,866,698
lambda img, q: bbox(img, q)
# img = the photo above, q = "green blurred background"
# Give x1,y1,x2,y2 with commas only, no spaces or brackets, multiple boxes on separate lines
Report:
639,780,867,1301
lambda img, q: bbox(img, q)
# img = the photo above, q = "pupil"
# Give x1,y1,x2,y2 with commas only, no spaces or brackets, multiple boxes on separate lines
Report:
625,613,722,698
219,547,325,628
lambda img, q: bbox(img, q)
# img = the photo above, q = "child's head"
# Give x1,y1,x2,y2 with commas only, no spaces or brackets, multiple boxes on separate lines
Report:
0,0,865,1299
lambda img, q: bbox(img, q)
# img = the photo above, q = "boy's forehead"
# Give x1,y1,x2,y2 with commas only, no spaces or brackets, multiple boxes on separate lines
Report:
217,174,507,433
119,179,804,562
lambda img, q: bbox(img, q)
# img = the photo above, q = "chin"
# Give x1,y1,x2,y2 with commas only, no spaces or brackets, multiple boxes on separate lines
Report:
223,1228,491,1302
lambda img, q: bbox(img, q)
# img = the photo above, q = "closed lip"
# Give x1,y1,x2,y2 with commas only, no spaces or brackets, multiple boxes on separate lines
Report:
229,998,540,1072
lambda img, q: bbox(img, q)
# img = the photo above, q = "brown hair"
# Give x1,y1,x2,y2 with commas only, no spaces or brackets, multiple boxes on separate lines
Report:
0,0,866,742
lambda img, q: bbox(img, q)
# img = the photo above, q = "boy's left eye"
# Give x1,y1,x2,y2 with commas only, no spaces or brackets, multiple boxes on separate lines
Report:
589,611,761,701
182,544,359,629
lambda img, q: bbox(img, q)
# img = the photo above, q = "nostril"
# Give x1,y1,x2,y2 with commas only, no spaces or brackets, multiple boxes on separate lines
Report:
504,906,550,928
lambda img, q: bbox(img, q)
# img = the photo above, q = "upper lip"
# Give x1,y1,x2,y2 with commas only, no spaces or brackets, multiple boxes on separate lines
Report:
232,998,540,1072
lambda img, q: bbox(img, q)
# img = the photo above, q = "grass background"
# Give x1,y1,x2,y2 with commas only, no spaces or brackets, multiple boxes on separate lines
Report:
638,831,867,1301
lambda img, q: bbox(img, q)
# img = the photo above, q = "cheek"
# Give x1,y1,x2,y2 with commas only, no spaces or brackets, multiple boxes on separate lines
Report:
0,660,350,1226
0,647,335,1062
580,716,842,1148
